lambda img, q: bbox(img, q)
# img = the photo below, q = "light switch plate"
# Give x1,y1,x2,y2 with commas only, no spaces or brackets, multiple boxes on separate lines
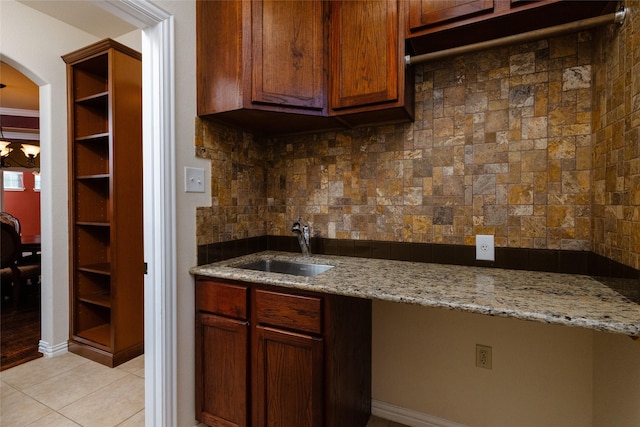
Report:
476,235,495,261
185,167,205,193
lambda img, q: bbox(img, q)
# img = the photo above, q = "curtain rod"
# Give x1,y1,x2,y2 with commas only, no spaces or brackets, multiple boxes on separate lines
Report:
406,7,627,66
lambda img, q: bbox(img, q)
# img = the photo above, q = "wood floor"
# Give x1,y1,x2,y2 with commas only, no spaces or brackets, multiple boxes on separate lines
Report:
1,283,42,371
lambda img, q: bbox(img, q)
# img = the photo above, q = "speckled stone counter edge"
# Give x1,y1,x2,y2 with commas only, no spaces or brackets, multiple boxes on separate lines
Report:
190,251,640,337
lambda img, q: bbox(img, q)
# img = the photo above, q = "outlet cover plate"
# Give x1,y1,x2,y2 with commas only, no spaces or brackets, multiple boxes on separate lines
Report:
476,234,495,261
476,344,492,369
185,167,205,193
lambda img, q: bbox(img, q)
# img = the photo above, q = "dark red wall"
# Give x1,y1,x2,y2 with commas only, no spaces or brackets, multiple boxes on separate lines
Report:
4,172,41,236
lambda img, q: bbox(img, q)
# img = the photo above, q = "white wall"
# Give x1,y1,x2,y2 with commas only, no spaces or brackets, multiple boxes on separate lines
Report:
114,29,142,52
0,0,98,353
151,2,209,426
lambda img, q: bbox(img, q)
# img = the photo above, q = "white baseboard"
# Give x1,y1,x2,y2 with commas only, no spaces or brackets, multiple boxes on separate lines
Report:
38,340,68,357
372,400,470,427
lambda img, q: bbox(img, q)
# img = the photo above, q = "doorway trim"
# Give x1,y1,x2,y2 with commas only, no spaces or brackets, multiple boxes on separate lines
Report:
96,1,177,426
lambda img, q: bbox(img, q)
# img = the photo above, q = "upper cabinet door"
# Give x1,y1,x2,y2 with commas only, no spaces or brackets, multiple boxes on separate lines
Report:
329,0,399,111
408,0,494,32
252,0,325,110
196,0,246,115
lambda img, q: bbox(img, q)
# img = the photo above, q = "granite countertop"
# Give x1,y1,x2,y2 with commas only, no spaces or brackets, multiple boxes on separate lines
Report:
190,251,640,337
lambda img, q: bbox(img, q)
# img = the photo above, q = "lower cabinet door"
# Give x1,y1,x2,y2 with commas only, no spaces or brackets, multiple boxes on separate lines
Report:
254,326,324,427
196,312,249,427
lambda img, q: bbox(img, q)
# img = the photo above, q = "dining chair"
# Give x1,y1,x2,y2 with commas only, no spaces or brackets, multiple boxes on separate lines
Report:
0,222,41,310
0,211,21,235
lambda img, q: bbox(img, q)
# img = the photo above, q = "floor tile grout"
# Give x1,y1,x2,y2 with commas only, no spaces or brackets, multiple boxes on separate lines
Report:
2,352,406,427
1,353,145,427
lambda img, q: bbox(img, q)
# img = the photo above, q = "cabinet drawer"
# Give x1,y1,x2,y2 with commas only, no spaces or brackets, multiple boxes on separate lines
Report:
255,290,322,335
196,280,248,320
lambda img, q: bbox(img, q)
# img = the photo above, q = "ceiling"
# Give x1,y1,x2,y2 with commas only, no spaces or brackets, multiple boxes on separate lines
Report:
0,61,40,148
1,1,136,148
17,1,137,39
1,0,137,111
0,61,39,111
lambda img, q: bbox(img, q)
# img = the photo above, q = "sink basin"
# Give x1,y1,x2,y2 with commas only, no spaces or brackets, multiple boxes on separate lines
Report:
236,259,334,277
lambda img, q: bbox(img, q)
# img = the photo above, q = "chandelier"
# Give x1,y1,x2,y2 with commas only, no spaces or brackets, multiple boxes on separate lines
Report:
0,126,40,168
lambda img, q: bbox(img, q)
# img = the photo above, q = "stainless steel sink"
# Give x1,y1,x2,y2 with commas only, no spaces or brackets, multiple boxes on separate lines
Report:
236,259,334,277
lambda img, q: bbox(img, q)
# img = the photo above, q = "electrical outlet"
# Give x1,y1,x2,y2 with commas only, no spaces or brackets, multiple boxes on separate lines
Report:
475,235,495,261
476,344,492,369
476,345,492,369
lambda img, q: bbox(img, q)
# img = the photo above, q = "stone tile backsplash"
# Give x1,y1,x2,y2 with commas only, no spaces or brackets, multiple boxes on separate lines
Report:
195,119,267,246
591,3,640,270
196,8,640,271
266,33,594,251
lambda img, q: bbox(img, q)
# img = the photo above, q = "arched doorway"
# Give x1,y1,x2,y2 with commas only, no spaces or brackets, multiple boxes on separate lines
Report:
0,60,42,369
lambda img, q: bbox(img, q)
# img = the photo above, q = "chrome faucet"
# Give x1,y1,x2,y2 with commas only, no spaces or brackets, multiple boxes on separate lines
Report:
291,217,311,256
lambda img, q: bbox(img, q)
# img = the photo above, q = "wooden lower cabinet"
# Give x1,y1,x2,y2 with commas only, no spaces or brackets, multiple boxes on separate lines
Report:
195,278,371,427
254,326,324,427
196,313,249,427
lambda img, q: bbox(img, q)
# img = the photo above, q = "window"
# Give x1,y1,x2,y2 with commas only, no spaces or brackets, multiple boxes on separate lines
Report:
33,173,41,191
3,171,24,190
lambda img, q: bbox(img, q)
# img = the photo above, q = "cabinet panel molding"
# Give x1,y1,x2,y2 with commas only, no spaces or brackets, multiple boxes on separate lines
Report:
252,0,325,110
254,326,324,427
409,0,494,30
197,313,249,427
330,0,399,110
255,289,322,335
197,280,248,319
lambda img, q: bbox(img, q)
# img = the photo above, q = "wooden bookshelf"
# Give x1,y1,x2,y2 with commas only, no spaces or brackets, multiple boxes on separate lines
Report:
63,39,144,367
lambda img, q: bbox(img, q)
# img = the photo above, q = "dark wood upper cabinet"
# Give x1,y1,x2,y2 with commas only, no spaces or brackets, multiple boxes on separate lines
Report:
328,0,413,127
406,0,616,55
196,0,245,115
409,0,494,30
196,0,413,135
252,0,325,111
330,0,398,109
197,0,337,135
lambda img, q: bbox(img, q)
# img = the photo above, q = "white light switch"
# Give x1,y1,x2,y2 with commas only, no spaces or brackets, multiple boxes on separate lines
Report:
185,167,205,193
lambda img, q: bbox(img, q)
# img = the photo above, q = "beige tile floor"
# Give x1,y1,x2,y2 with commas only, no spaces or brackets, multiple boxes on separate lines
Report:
0,352,144,427
1,352,406,427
